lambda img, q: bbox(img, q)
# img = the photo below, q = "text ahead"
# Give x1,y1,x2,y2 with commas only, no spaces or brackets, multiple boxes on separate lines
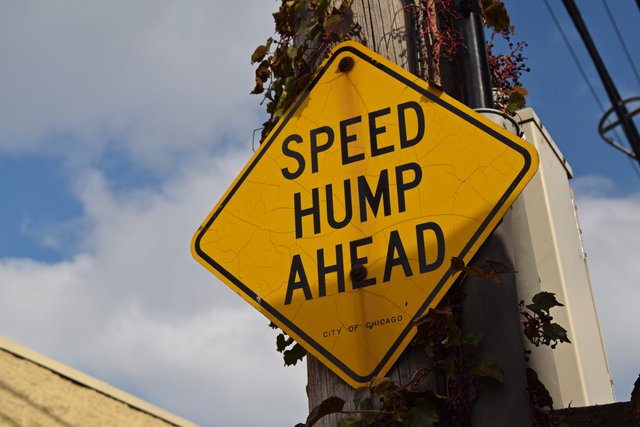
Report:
192,41,538,387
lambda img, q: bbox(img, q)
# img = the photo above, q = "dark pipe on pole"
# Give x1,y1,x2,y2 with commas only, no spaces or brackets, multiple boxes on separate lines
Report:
455,0,494,109
453,1,532,425
562,0,640,164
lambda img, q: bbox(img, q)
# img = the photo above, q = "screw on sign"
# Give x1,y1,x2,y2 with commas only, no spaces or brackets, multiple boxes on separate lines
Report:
192,41,538,388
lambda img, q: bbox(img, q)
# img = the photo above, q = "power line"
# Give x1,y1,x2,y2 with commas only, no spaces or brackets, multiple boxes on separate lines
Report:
542,0,607,111
602,0,640,86
562,0,640,165
543,0,640,178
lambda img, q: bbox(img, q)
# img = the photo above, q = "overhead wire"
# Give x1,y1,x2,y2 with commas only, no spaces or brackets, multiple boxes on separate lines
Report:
601,0,640,177
543,0,640,179
542,0,606,111
602,0,640,86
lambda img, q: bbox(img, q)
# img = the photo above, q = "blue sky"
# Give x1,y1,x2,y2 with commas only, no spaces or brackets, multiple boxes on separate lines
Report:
507,1,640,192
0,1,638,426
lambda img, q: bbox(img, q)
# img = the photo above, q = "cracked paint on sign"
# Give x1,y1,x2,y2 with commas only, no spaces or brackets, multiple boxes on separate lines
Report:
191,41,538,387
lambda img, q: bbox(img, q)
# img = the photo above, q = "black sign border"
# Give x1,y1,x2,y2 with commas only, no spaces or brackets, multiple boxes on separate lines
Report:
194,43,534,383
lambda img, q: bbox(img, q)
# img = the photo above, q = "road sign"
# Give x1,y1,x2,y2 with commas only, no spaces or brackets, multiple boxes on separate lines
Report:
192,41,538,388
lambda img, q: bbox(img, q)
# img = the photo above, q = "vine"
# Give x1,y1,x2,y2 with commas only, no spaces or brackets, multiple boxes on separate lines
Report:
251,0,365,142
411,0,465,85
295,257,569,426
269,321,307,366
480,0,530,113
250,2,543,426
251,0,530,150
520,291,571,350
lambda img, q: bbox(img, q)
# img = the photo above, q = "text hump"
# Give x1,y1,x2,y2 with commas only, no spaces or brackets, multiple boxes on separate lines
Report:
192,41,539,387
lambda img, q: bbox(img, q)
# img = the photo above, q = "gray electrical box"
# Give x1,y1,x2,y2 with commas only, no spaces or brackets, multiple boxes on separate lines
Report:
507,108,615,407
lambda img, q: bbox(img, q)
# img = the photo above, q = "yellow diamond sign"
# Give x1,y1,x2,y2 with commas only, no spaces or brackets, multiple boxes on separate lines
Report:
192,41,538,387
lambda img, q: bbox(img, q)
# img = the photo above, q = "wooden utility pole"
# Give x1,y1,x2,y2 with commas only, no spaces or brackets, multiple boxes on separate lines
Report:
306,3,435,426
306,1,532,425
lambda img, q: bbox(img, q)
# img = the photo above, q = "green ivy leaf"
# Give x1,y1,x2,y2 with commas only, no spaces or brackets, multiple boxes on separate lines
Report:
463,332,483,348
507,93,525,113
305,396,345,427
371,377,396,396
283,342,306,366
304,22,322,40
336,414,364,427
471,362,504,384
293,0,305,12
405,398,439,427
294,73,312,95
317,0,331,14
287,45,298,60
542,323,571,344
284,76,297,94
526,368,553,409
353,386,371,409
424,340,435,358
506,85,528,113
443,319,463,348
442,358,457,380
273,103,286,121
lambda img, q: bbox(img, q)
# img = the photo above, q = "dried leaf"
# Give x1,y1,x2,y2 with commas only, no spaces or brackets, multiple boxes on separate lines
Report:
276,333,293,352
305,396,345,427
450,256,465,272
283,342,306,366
483,1,510,32
471,362,504,384
507,87,527,112
251,44,268,64
323,6,354,37
485,259,514,274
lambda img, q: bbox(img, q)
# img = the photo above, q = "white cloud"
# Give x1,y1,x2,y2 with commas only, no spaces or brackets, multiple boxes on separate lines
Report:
2,1,636,424
0,151,309,426
0,2,312,425
573,177,640,401
0,0,274,172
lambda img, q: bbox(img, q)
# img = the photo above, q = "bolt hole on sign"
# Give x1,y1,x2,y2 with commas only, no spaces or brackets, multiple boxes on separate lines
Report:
191,41,538,387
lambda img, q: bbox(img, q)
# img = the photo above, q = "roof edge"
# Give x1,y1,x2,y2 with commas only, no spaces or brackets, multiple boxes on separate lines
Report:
0,336,198,427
